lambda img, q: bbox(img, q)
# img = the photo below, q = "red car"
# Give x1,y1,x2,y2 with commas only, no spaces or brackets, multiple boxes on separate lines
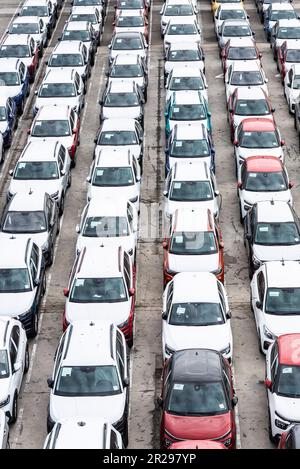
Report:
158,349,237,449
170,440,227,449
278,424,300,449
114,0,149,19
113,11,149,42
221,38,262,73
277,40,300,82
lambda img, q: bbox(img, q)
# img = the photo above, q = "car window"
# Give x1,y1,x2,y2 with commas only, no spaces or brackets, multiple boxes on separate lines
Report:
166,281,173,314
31,243,39,271
54,332,66,378
123,255,131,292
11,325,20,350
70,110,75,130
116,332,125,381
271,352,278,383
257,271,265,304
30,258,37,281
9,337,17,365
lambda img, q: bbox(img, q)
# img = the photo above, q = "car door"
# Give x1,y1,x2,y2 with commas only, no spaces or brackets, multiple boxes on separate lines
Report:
70,109,80,149
47,194,57,243
6,98,14,135
30,38,38,72
8,330,21,395
286,67,294,102
74,72,83,110
32,242,44,304
244,207,254,257
254,270,266,332
19,61,28,98
127,201,138,246
58,145,68,193
10,325,24,390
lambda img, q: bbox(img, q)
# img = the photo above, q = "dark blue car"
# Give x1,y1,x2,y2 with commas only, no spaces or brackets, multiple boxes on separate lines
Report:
264,4,298,41
0,58,30,115
0,95,17,150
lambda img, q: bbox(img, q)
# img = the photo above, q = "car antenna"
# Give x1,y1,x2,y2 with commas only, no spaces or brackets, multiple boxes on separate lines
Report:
270,198,274,205
89,321,95,326
9,235,16,239
29,187,33,195
77,421,86,427
281,258,285,266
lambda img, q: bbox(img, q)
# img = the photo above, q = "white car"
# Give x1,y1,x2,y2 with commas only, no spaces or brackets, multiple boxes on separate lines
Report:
160,0,197,36
87,149,141,209
164,161,221,219
8,16,48,53
69,7,102,45
163,17,201,55
165,65,208,102
106,54,148,100
218,19,253,48
0,410,9,449
278,39,300,79
222,37,261,72
108,32,148,64
43,417,123,449
75,198,138,261
114,10,148,38
60,21,98,65
214,4,248,35
266,3,297,35
19,0,55,39
271,19,300,59
47,321,130,445
284,63,300,113
34,68,85,115
100,80,144,124
72,0,104,19
265,334,300,442
251,261,300,354
164,42,205,79
0,316,29,424
162,272,232,361
225,61,269,101
0,34,39,83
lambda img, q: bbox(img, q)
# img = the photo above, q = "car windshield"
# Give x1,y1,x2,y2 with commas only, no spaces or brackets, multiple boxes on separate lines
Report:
286,49,300,62
74,0,101,5
62,30,91,41
117,16,144,27
169,302,224,326
223,24,251,37
104,92,139,107
240,130,279,148
55,366,121,397
0,45,30,58
39,83,77,97
14,161,59,180
231,70,263,85
170,104,206,120
0,106,7,121
113,37,143,50
0,350,9,379
265,288,300,315
32,120,70,137
244,171,287,191
2,211,47,234
254,222,300,245
70,14,97,24
168,24,198,35
220,10,245,20
82,216,129,237
0,72,20,86
70,277,127,302
170,76,204,91
49,53,84,67
235,99,270,116
98,131,138,145
9,22,39,34
170,231,217,255
169,181,213,201
92,167,134,186
168,49,200,61
276,366,300,397
20,6,48,16
278,27,300,39
170,139,210,157
165,5,194,15
111,64,143,77
293,75,300,89
118,0,143,8
227,46,257,59
220,0,240,3
167,381,228,416
0,268,31,293
270,10,297,21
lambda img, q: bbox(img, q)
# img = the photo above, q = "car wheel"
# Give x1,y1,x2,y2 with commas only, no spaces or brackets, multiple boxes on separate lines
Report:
144,88,148,102
248,261,253,280
18,99,24,116
29,312,39,338
67,171,72,188
91,54,95,66
39,46,44,58
10,393,18,424
0,146,4,164
47,244,54,267
257,329,264,355
59,195,64,216
24,345,30,374
42,274,46,296
26,85,30,97
268,411,276,443
123,420,129,448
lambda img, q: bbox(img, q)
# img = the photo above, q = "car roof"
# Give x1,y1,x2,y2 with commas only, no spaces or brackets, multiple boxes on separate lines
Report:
0,237,30,268
48,418,111,449
43,68,76,83
20,140,60,161
8,191,46,212
113,31,143,39
167,17,197,24
118,9,144,17
174,122,206,139
171,65,202,77
52,40,83,54
270,2,295,9
219,3,245,9
86,198,129,218
278,334,300,366
71,6,99,14
11,16,40,24
292,63,300,73
276,19,300,27
256,200,293,222
75,245,123,278
35,104,70,120
172,272,219,303
241,117,275,132
235,87,267,99
172,349,223,382
65,21,91,31
169,41,199,51
1,35,31,45
231,60,261,71
23,0,49,5
172,90,202,104
0,57,22,70
245,155,283,172
173,161,210,181
108,80,135,92
101,118,136,131
222,19,250,26
114,54,139,65
283,39,300,49
227,37,255,47
173,207,214,232
265,261,300,288
96,148,133,167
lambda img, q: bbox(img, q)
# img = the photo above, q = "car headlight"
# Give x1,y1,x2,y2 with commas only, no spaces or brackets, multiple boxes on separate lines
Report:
164,41,171,50
128,248,133,256
263,325,276,341
118,318,129,330
275,419,289,430
252,255,261,268
165,344,175,356
223,437,232,447
220,343,231,356
0,396,10,408
212,267,222,275
130,196,138,203
50,191,59,200
165,268,176,276
41,241,49,253
7,191,14,201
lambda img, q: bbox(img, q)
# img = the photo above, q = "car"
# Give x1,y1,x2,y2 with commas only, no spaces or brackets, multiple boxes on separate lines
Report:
106,54,148,100
0,58,30,115
0,34,39,83
234,118,284,172
75,197,138,262
163,161,221,220
228,87,275,141
0,410,9,449
69,7,102,45
163,17,202,55
19,0,56,39
270,19,300,60
46,41,91,92
99,80,145,126
43,417,124,449
257,0,292,23
72,0,104,20
0,95,17,151
0,133,4,164
214,4,249,36
165,91,211,137
165,123,215,175
218,19,254,49
0,317,29,424
265,334,300,442
113,11,149,42
165,65,208,102
33,68,85,115
164,42,205,80
108,32,148,64
94,118,144,166
60,21,98,66
114,0,149,19
158,348,237,448
277,40,300,82
47,321,130,444
170,440,227,449
237,155,293,222
0,237,46,336
225,61,268,102
284,63,300,113
162,272,232,361
244,201,300,275
7,140,71,214
8,16,48,56
211,0,244,13
160,0,197,37
278,424,300,449
86,149,141,209
264,3,298,41
221,37,262,72
27,105,80,166
163,207,225,285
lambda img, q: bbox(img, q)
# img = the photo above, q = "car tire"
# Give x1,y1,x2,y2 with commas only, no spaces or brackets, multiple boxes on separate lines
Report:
248,261,253,280
18,99,24,116
257,329,264,355
127,337,133,349
10,393,18,424
67,172,72,188
123,420,129,448
24,345,30,374
144,88,148,102
47,245,54,267
47,411,54,434
0,146,4,164
29,312,39,338
268,411,276,444
42,274,46,296
59,195,64,216
239,208,243,225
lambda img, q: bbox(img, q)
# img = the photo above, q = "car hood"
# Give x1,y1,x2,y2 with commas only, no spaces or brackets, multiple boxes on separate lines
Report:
169,156,211,171
35,96,79,111
89,185,138,203
166,89,208,103
226,58,261,71
165,35,201,48
28,135,73,149
115,26,145,35
76,234,135,256
164,411,232,440
0,231,48,250
0,292,34,317
237,147,284,160
0,85,22,99
9,177,61,198
0,380,10,403
273,395,300,422
165,60,204,75
233,112,273,128
95,144,141,161
169,117,208,133
227,84,268,99
108,76,145,88
66,301,130,325
0,122,8,134
241,189,292,206
46,65,86,78
102,106,141,120
166,199,216,218
168,252,219,273
265,313,300,337
253,243,300,262
110,49,146,61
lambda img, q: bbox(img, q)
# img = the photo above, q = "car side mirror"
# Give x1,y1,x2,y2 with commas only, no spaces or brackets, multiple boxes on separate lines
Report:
63,287,69,297
281,139,285,146
289,181,294,188
259,53,262,59
123,377,129,387
108,44,111,49
233,139,239,146
219,241,224,249
264,378,272,390
265,78,268,83
86,176,91,183
34,90,38,95
271,108,275,113
232,395,238,406
34,278,40,287
57,37,61,41
75,224,80,233
287,83,291,88
157,396,163,408
27,129,31,135
246,233,251,240
226,310,231,319
256,300,262,310
94,137,98,144
229,108,233,113
72,128,77,134
163,190,168,197
45,60,48,65
252,31,256,36
162,311,168,320
99,99,104,105
47,378,54,389
214,189,220,196
207,111,211,117
9,169,13,176
105,71,109,77
162,240,168,249
13,361,22,373
237,181,242,189
129,287,135,296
